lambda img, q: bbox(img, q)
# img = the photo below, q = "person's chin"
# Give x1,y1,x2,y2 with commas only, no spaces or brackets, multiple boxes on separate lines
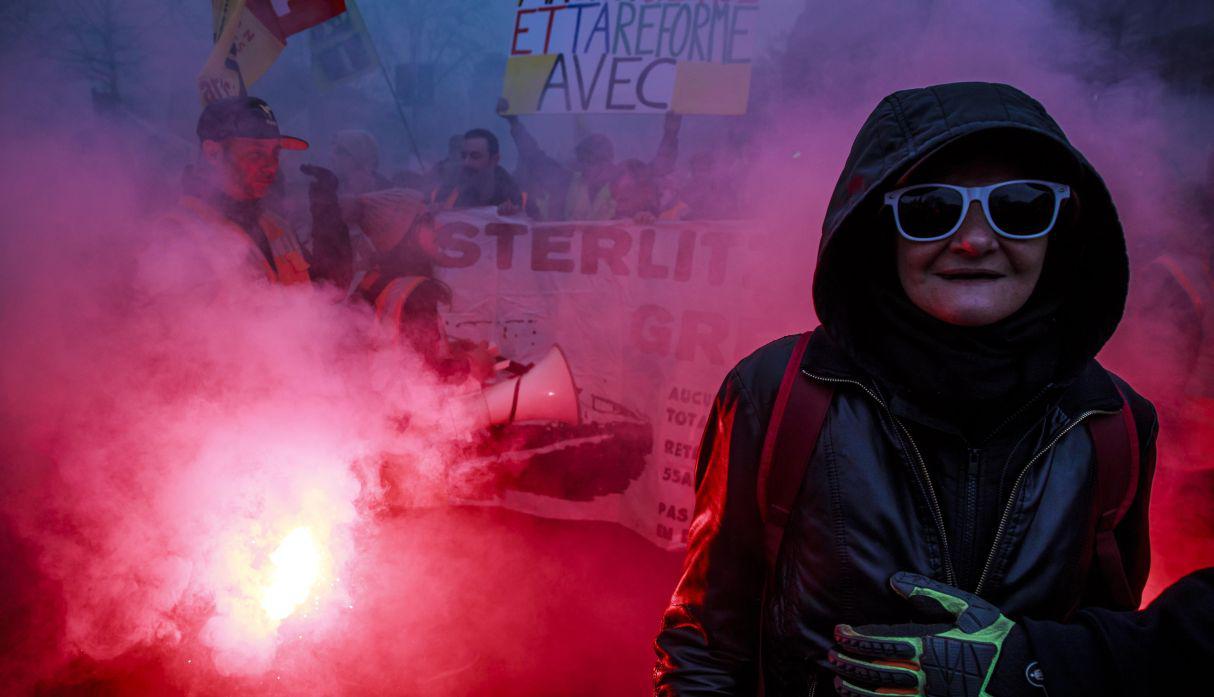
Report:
936,300,1016,327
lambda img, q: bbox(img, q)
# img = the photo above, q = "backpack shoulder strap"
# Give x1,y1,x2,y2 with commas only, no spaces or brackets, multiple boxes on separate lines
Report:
1086,383,1142,608
757,332,834,577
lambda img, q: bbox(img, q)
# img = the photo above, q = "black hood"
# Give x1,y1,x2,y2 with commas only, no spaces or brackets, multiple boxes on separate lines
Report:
812,82,1129,413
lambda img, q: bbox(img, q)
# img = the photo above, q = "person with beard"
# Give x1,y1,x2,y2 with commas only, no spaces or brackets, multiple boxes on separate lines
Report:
166,96,351,289
434,127,525,215
653,82,1214,696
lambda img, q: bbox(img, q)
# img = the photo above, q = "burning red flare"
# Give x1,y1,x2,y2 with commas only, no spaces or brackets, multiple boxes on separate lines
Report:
261,526,322,622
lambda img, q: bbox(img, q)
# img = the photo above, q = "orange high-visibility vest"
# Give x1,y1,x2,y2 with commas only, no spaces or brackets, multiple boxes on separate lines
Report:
166,195,311,285
356,271,449,349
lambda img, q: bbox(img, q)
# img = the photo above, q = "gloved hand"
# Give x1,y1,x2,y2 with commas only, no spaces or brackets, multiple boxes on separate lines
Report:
300,164,346,229
300,164,341,207
828,572,1045,697
300,164,352,288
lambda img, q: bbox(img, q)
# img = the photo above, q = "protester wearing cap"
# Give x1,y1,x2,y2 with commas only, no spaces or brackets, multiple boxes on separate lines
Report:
163,96,351,288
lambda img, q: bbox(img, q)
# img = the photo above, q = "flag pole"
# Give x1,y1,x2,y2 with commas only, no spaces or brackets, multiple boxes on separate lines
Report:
346,0,427,171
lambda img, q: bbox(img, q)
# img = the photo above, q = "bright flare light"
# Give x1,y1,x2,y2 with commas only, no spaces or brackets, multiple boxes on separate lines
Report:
261,526,322,622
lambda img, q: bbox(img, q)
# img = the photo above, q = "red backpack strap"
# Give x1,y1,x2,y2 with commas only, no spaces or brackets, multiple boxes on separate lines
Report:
1086,384,1141,608
757,332,834,576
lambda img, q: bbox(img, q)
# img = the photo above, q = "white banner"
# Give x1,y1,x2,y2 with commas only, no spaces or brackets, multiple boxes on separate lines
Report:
433,209,799,548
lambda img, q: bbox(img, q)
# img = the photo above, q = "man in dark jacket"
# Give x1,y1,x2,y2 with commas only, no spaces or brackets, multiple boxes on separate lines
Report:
653,82,1214,696
435,128,525,213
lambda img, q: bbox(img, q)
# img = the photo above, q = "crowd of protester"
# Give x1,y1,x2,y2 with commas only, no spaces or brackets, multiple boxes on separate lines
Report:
287,101,758,383
166,93,771,426
227,98,760,387
318,99,756,225
169,94,764,415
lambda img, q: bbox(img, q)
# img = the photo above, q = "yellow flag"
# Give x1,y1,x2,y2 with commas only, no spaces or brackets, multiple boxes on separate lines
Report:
197,0,285,104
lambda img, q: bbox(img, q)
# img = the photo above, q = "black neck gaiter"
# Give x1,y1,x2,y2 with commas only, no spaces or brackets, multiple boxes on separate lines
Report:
854,276,1066,439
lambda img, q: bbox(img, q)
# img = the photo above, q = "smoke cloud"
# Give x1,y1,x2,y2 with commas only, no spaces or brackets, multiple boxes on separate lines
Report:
0,0,1211,693
0,118,493,687
0,34,672,696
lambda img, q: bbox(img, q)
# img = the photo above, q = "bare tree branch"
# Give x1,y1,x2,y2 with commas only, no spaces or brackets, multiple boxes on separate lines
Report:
43,0,147,103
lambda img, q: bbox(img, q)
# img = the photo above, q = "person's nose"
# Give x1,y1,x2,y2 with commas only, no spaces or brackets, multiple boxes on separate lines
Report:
949,200,998,256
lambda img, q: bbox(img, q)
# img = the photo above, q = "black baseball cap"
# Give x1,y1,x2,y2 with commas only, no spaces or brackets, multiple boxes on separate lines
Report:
196,96,308,150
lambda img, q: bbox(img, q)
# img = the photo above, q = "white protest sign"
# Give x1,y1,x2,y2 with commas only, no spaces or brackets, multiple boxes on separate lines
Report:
501,0,760,115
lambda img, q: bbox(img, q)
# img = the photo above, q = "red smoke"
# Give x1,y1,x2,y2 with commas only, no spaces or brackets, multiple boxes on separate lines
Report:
0,128,476,689
0,122,676,695
1,1,1211,693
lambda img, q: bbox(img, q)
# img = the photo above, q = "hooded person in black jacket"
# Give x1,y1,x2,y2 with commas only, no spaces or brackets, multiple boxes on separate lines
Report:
654,82,1214,696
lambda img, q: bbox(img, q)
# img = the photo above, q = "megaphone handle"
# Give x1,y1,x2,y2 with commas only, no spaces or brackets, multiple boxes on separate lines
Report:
508,374,523,424
496,359,533,377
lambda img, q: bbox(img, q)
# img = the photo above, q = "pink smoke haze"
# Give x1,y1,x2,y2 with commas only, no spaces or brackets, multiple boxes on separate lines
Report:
0,128,495,689
1,0,1211,693
0,109,673,697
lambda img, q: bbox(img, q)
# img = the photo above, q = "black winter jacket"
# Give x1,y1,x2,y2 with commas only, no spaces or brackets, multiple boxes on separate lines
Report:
653,326,1158,695
652,82,1213,696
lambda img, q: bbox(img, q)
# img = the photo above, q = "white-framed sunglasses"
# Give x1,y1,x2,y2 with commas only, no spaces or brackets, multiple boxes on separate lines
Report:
883,179,1071,242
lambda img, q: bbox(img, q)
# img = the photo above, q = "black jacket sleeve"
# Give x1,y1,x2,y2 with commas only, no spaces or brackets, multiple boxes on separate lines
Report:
509,118,569,182
1019,397,1214,697
1022,568,1214,695
654,368,767,695
302,166,353,290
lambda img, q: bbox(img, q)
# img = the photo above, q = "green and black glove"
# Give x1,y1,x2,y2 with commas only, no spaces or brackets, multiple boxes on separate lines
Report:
828,572,1045,697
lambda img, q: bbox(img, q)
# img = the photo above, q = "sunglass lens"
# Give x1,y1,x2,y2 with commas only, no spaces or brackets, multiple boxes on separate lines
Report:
896,185,964,239
989,182,1057,237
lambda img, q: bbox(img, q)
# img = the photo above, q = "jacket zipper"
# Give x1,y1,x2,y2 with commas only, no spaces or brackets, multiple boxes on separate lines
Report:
963,448,980,581
807,674,817,697
802,370,957,586
972,408,1118,596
